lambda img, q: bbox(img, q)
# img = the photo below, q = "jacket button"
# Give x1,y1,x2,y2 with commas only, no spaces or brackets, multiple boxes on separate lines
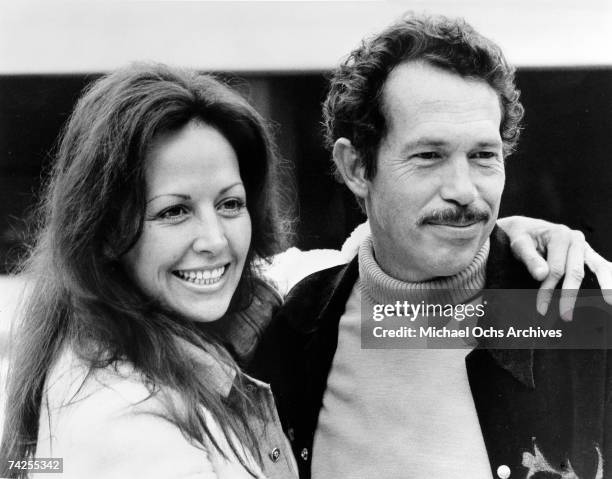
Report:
300,448,309,461
497,465,511,478
269,447,281,463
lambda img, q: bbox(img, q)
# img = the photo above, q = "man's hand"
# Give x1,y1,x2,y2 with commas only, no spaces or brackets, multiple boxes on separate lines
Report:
585,245,612,294
498,216,612,320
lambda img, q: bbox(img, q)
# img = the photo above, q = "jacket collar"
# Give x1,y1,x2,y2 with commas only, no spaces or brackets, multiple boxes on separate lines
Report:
175,337,237,398
482,226,540,389
178,338,269,399
317,256,360,324
210,277,283,364
182,279,284,398
278,256,359,335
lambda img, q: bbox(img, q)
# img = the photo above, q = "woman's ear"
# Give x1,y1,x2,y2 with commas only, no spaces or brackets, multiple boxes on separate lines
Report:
332,138,369,199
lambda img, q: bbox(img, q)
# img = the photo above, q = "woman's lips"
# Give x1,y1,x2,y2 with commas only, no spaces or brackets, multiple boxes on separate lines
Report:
173,265,228,285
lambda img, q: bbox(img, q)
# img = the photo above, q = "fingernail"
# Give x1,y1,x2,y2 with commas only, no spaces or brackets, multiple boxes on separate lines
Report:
537,301,549,316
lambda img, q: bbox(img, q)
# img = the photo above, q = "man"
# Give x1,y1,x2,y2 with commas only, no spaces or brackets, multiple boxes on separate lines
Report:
252,14,611,479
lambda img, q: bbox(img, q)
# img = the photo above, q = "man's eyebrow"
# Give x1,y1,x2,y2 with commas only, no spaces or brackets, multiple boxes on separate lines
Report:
400,138,450,154
401,138,503,152
146,194,190,205
406,138,448,148
474,140,503,148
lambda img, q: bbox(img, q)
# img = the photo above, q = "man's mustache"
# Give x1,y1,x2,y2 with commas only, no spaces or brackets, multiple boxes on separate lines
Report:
419,207,490,225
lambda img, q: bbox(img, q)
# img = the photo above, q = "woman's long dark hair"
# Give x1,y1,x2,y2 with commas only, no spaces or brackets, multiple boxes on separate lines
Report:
0,63,289,477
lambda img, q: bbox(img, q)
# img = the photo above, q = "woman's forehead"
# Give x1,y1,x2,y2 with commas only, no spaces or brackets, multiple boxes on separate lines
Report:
144,121,242,198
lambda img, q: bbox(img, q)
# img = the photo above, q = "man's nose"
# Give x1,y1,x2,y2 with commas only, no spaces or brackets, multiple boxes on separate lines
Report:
191,211,228,255
439,158,477,206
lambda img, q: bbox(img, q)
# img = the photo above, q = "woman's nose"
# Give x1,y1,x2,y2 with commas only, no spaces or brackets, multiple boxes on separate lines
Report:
191,212,228,255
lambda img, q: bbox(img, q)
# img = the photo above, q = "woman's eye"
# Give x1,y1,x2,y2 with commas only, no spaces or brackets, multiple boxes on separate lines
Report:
157,205,189,221
218,198,246,216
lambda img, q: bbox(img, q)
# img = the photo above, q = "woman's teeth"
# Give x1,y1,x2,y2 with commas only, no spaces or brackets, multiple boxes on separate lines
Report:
174,266,226,285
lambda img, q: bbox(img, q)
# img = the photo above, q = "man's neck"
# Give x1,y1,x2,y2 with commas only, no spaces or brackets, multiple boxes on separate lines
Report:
359,235,490,306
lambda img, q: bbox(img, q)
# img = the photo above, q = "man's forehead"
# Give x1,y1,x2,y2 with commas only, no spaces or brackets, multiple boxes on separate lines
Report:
381,60,502,136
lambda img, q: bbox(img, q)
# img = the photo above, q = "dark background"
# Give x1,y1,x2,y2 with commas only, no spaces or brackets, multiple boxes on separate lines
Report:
1,68,611,274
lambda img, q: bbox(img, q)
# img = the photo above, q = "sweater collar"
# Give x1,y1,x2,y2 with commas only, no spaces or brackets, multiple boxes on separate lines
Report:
358,234,489,306
353,227,536,389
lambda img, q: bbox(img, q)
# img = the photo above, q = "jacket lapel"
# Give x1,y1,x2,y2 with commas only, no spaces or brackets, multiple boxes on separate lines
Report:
254,258,359,478
302,258,359,439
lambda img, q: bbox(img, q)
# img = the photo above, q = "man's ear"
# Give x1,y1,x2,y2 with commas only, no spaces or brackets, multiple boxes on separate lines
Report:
332,138,368,199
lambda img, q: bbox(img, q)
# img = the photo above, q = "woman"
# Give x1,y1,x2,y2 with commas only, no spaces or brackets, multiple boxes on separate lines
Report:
0,63,296,478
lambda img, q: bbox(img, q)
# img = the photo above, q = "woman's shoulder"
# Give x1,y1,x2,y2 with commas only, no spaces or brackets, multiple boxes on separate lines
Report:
42,344,153,414
36,346,225,478
37,345,164,454
36,345,268,478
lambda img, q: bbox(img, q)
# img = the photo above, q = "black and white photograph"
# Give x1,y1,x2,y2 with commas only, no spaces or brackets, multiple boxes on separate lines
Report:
1,1,612,478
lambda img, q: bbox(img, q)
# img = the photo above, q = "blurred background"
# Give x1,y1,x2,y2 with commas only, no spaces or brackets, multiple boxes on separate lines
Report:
1,0,611,432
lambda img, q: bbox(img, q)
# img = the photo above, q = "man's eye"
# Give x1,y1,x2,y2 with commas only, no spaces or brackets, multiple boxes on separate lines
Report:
157,205,189,220
413,152,441,160
218,198,246,216
472,151,497,159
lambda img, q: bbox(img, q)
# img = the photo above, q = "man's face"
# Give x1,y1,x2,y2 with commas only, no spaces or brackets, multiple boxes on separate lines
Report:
365,60,505,282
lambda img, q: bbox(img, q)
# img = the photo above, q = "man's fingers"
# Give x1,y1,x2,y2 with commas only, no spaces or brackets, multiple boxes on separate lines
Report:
559,290,579,322
534,231,571,316
558,231,586,321
536,280,555,317
585,245,612,304
510,234,549,281
560,231,586,292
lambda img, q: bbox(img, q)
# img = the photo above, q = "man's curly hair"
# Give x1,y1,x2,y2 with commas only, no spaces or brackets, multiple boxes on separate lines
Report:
323,13,524,179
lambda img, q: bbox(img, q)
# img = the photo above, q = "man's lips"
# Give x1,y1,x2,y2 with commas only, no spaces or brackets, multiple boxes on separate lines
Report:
425,220,486,239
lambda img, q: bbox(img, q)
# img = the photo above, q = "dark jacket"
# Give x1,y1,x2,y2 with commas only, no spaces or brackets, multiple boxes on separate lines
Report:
250,228,612,479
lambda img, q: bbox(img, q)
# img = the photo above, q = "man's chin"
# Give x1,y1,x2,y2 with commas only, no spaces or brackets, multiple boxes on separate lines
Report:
433,260,474,278
426,244,485,278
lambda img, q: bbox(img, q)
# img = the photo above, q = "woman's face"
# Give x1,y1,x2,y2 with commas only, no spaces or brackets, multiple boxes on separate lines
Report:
122,120,252,323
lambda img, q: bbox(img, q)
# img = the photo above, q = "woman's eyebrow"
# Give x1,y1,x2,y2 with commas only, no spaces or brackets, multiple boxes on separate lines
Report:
219,182,244,195
146,194,190,205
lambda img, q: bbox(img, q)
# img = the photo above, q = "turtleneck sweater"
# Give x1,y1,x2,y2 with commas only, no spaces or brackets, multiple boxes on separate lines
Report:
312,236,493,479
359,235,489,306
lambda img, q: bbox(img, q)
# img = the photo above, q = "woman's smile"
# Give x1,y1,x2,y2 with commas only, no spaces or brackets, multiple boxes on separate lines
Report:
172,264,228,286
